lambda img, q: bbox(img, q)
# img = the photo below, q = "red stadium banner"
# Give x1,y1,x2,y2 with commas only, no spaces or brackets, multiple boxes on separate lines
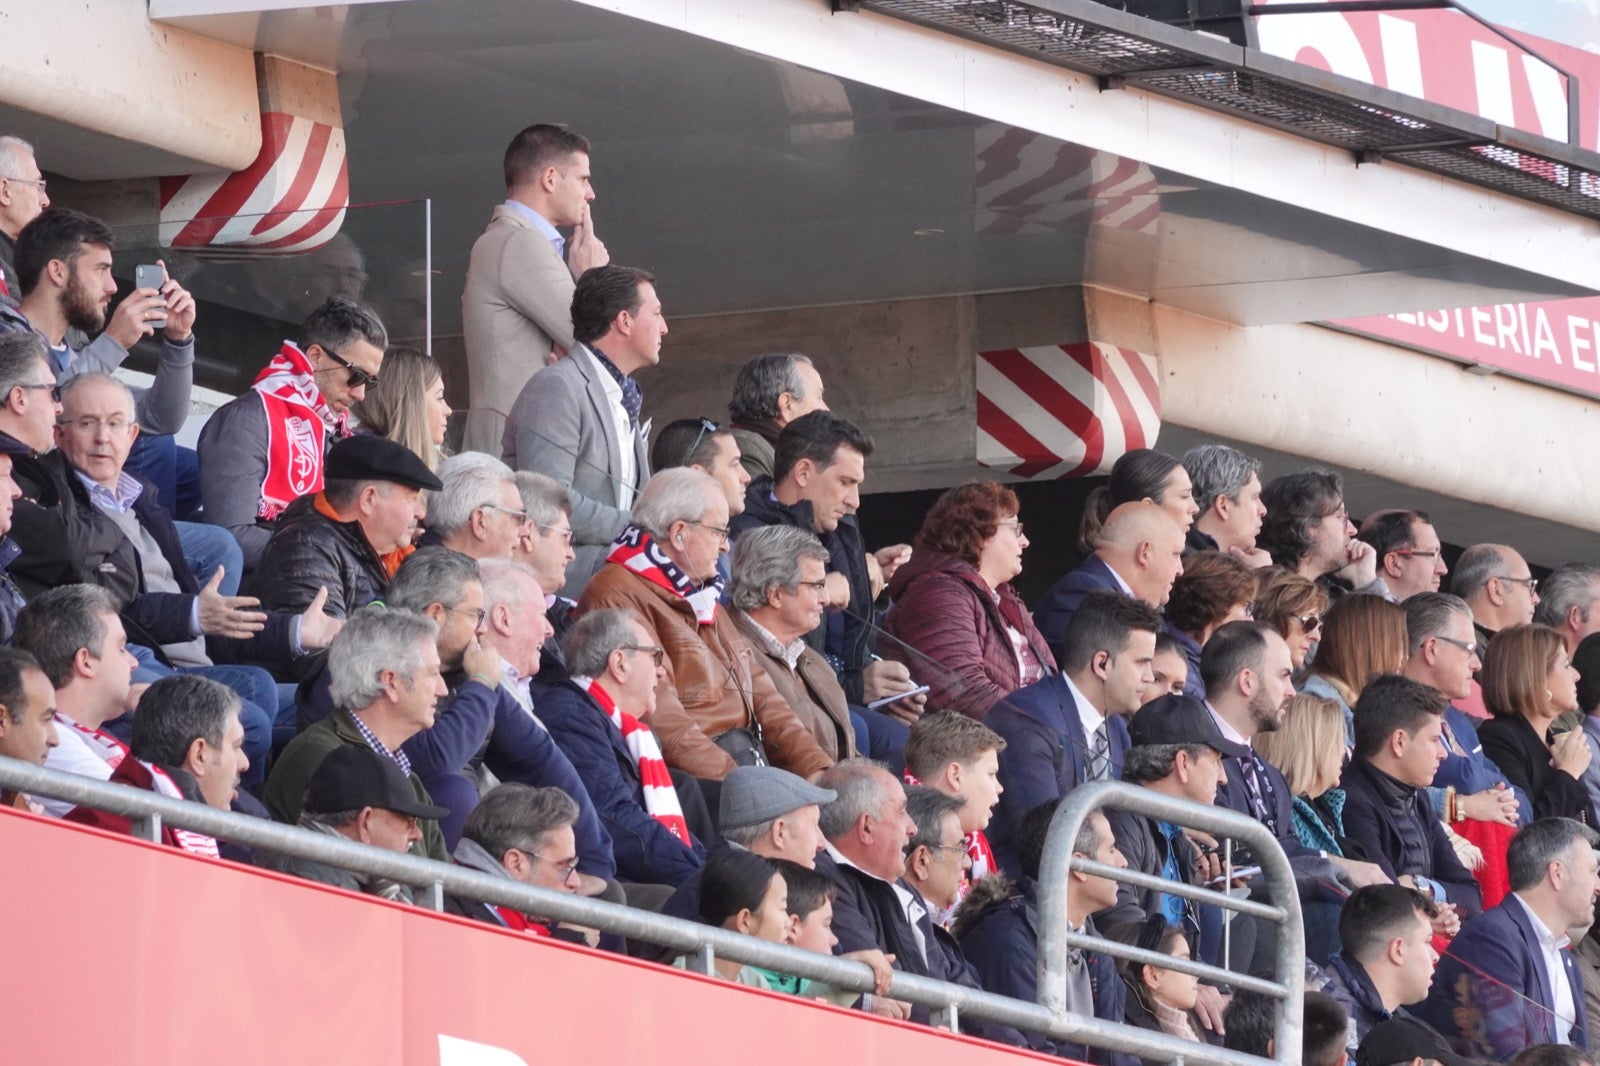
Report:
2,807,1062,1065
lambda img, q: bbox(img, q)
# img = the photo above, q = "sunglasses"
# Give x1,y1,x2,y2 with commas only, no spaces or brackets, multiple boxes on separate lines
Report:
1292,612,1323,634
314,344,379,389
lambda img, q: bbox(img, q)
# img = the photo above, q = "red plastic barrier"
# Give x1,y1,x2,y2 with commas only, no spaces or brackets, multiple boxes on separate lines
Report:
3,806,1065,1064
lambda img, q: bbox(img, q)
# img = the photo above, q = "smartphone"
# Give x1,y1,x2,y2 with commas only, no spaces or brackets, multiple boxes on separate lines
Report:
866,684,930,711
1207,865,1262,887
134,264,167,329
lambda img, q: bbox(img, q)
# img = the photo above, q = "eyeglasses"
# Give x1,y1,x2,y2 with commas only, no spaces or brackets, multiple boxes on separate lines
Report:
687,520,731,543
997,518,1025,537
536,523,575,546
914,842,969,861
519,849,580,882
1495,574,1539,593
4,176,45,193
313,344,378,389
1435,635,1480,658
446,605,487,628
1392,549,1441,560
620,643,665,667
483,503,529,524
1292,613,1323,634
57,416,132,435
16,382,60,403
794,578,829,594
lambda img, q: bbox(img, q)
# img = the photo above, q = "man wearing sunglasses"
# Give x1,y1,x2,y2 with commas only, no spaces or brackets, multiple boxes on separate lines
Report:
198,295,386,571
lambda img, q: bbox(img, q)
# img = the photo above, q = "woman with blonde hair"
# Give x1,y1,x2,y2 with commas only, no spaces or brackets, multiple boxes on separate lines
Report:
1300,593,1408,747
1252,568,1329,672
1255,694,1354,858
1477,624,1591,823
350,345,451,470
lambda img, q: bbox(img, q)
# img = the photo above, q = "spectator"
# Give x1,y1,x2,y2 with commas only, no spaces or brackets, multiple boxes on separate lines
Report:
257,744,445,902
727,525,857,762
1255,694,1357,860
1221,989,1276,1056
903,711,1005,910
760,859,900,1014
1418,818,1598,1057
537,607,708,888
1259,468,1377,591
1076,448,1198,555
264,607,451,860
461,123,605,455
1575,633,1600,824
1163,550,1259,700
1304,989,1351,1066
0,408,24,642
1478,625,1590,822
14,585,139,816
0,331,57,460
988,591,1158,877
477,558,554,712
955,801,1135,1065
198,296,387,569
1452,543,1541,649
423,451,526,561
1356,1016,1479,1066
687,848,789,987
444,783,594,943
244,433,442,627
1319,884,1442,1056
1340,676,1481,921
350,346,449,471
727,352,828,481
1254,567,1330,672
731,410,918,720
1142,631,1190,704
1535,563,1600,654
1182,443,1270,564
66,674,246,856
1113,918,1210,1043
576,467,831,781
1301,593,1409,747
11,374,320,762
511,470,578,678
882,480,1057,720
650,417,751,521
0,135,48,298
814,760,924,984
1357,509,1448,604
503,264,665,596
0,646,56,812
1035,501,1186,650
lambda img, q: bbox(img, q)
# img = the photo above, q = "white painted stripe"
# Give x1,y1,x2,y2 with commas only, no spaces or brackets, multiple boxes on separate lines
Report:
207,118,315,245
1376,15,1424,100
1470,40,1516,127
247,128,347,244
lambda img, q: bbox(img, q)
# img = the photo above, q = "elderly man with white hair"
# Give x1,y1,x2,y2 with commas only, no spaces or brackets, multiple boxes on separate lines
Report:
424,451,527,561
478,557,555,711
576,466,832,782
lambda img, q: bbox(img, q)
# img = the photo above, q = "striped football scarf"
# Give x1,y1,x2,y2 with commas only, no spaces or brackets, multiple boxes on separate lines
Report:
578,675,693,847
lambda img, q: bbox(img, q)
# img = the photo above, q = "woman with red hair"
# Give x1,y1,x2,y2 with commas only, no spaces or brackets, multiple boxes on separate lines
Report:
881,482,1056,719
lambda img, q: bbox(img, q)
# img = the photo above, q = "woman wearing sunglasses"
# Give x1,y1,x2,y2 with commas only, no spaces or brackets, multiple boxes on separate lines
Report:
1252,568,1330,673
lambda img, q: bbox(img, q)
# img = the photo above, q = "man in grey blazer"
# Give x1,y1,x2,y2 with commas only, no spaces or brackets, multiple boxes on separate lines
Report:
461,124,609,456
503,264,666,598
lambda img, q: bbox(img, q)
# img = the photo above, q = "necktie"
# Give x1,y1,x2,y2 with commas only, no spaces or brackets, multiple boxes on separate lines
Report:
1089,722,1110,781
1244,750,1279,834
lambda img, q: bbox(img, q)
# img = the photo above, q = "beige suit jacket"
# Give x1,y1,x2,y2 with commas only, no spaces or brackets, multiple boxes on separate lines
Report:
460,203,577,455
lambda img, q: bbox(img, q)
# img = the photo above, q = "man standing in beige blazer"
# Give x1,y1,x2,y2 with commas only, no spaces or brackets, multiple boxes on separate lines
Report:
461,124,609,455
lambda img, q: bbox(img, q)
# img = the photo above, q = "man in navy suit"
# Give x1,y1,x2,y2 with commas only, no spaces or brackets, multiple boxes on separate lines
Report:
1035,501,1186,652
1419,817,1600,1058
985,590,1161,876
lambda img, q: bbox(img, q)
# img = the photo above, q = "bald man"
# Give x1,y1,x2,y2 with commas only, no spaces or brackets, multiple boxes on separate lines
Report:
1035,502,1186,652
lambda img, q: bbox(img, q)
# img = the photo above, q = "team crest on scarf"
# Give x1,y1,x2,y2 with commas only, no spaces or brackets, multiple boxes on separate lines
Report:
253,341,347,520
606,523,723,625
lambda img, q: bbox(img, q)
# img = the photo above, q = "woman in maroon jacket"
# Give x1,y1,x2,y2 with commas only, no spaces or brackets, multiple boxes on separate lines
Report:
881,482,1056,719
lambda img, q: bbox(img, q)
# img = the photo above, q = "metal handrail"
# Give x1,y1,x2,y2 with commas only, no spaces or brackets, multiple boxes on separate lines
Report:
1040,781,1305,1066
0,755,1291,1066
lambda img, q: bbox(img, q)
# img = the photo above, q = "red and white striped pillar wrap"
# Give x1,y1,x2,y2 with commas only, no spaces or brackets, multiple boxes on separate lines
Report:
974,125,1161,236
157,111,349,254
976,342,1162,479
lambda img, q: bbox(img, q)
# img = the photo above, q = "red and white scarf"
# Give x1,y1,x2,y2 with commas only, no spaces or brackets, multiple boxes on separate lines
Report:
577,676,694,847
488,904,552,937
67,716,127,770
144,761,221,858
606,524,722,625
252,341,346,520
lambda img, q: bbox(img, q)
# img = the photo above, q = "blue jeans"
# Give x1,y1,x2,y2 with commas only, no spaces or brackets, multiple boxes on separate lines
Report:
124,435,202,519
129,644,276,794
850,704,910,777
176,520,243,596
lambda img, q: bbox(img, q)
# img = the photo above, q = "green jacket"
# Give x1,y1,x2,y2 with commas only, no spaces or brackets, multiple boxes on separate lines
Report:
264,707,449,862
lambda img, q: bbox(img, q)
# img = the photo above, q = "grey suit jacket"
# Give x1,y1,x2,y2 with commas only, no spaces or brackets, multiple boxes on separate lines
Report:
460,203,578,456
502,343,649,596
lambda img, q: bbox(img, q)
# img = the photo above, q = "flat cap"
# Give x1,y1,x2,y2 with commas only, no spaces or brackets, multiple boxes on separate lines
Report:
719,765,837,829
325,434,442,492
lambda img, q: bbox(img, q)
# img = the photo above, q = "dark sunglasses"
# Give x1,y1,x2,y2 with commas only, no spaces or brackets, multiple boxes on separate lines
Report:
314,344,379,389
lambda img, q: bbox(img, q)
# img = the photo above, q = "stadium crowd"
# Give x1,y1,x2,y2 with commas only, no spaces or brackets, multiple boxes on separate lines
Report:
2,124,1600,1066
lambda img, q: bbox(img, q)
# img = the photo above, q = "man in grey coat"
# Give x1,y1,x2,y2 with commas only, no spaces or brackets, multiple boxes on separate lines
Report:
460,123,608,456
503,264,666,597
